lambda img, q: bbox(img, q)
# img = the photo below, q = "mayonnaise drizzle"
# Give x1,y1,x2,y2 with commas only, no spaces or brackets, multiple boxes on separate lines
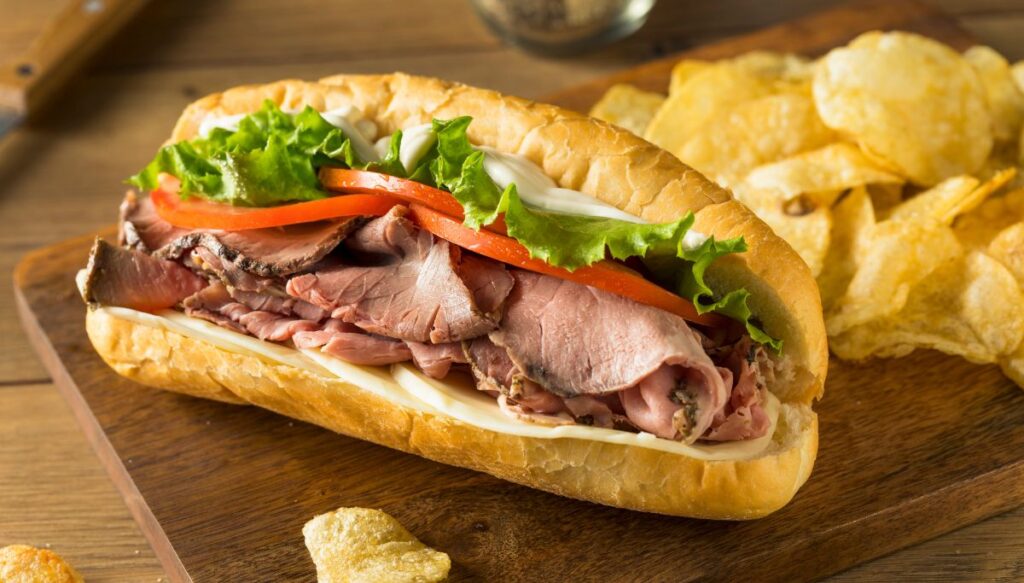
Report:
478,146,649,223
91,305,779,461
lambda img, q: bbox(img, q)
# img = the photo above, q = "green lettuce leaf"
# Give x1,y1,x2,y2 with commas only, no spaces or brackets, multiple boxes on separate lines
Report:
128,100,362,206
652,237,783,351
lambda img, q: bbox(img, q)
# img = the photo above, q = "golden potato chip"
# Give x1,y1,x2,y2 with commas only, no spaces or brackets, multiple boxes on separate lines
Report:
888,169,1014,225
743,143,903,204
589,84,666,136
676,92,836,187
669,59,712,95
988,222,1024,284
954,187,1024,248
866,183,905,218
644,62,776,156
0,545,83,583
1013,60,1024,94
827,218,962,335
730,50,815,87
304,507,450,583
888,175,979,224
818,186,875,311
830,252,1024,362
813,31,992,186
999,341,1024,388
966,46,1024,142
732,183,832,276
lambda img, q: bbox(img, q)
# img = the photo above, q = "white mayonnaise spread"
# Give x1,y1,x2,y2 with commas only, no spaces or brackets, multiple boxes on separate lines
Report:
93,306,779,461
682,229,709,251
197,113,247,138
478,146,650,223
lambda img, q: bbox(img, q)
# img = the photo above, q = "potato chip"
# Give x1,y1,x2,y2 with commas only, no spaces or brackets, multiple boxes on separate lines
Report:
676,92,836,187
966,46,1024,142
1013,60,1024,94
888,168,1015,225
1000,342,1024,388
888,175,979,224
866,183,905,218
988,222,1024,284
304,507,450,583
954,187,1024,248
644,62,777,156
668,59,712,95
830,252,1024,362
743,143,903,204
732,182,832,276
813,31,992,186
730,50,816,87
589,84,666,136
818,186,875,311
827,217,962,335
0,545,83,583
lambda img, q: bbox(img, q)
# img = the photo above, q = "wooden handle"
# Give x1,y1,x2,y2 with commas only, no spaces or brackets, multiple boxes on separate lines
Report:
0,0,148,117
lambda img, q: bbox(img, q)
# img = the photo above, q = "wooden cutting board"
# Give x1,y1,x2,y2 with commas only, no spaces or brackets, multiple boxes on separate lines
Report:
14,2,1024,582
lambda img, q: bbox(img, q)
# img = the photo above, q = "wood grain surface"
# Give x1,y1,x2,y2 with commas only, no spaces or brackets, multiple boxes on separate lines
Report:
2,0,1024,581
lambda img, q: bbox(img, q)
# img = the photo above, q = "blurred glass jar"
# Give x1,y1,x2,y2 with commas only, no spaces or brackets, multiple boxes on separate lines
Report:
470,0,657,55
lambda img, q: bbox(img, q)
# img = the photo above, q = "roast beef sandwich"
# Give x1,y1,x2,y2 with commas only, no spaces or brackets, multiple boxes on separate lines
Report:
80,74,826,519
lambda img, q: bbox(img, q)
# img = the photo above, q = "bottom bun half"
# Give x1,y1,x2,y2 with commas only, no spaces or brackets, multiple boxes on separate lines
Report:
86,308,817,520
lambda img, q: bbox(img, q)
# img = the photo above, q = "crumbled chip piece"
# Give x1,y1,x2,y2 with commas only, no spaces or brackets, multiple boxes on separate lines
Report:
0,545,84,583
304,508,450,583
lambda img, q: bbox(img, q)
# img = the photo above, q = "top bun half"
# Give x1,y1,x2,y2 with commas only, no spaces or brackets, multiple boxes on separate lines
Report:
168,73,827,405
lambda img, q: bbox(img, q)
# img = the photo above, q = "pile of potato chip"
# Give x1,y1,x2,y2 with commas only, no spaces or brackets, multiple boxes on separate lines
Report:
590,31,1024,388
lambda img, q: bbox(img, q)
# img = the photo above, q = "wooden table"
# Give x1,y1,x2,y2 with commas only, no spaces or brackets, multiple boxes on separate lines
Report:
1,1,1022,580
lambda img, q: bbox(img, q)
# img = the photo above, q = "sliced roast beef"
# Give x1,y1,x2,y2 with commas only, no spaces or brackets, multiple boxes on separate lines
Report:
189,247,278,293
491,270,729,443
293,320,413,366
286,206,513,343
464,337,563,412
704,338,771,441
458,254,515,314
120,192,360,277
466,337,634,429
407,342,467,379
181,284,248,333
82,238,207,311
183,282,319,342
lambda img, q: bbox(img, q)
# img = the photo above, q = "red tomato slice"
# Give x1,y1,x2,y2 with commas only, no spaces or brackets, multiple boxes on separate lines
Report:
320,167,508,234
406,203,725,327
150,176,401,230
320,168,465,217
